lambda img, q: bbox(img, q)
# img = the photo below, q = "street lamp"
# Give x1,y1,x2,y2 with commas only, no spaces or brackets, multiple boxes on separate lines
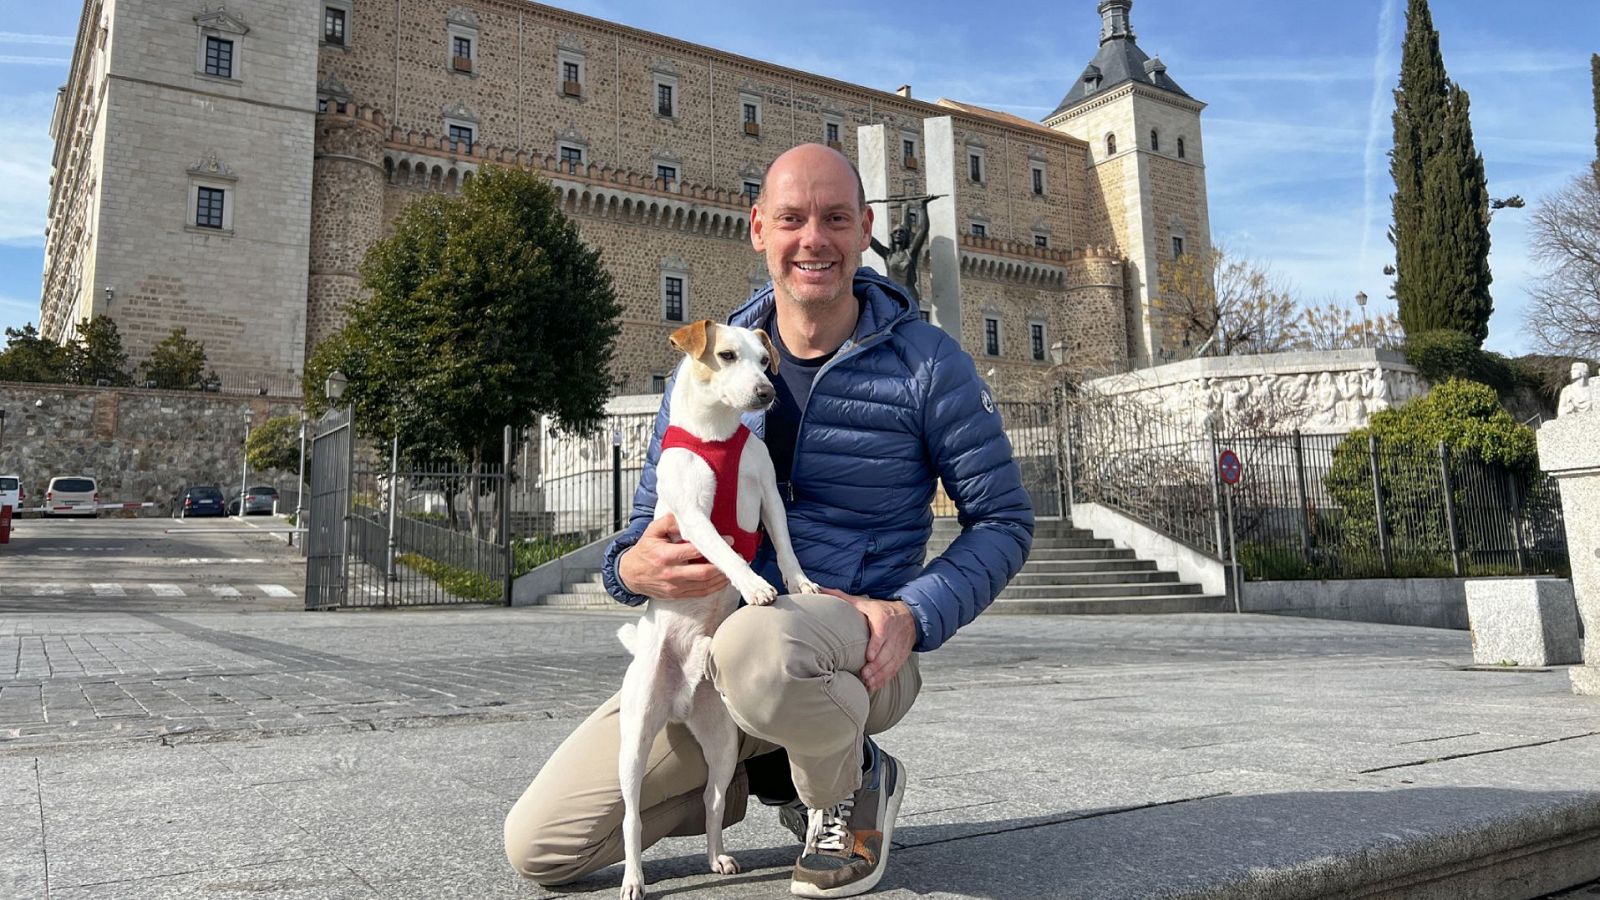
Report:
1355,290,1370,350
239,410,252,518
293,411,308,546
324,369,348,402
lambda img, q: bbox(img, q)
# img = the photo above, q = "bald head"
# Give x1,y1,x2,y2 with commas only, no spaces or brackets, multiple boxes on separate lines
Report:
754,143,866,211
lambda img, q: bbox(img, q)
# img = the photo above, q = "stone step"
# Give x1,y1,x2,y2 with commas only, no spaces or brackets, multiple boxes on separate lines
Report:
1023,537,1119,549
1019,558,1158,574
537,592,625,609
1027,547,1137,561
1007,570,1179,587
985,594,1233,615
998,581,1203,600
931,520,1089,539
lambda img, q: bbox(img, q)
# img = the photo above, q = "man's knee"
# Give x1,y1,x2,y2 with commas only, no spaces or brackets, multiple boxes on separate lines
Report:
503,793,610,885
710,599,829,731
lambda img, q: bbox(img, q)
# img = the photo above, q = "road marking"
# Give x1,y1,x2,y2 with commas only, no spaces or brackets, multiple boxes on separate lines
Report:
32,584,65,596
92,583,126,597
207,585,242,597
149,584,185,597
23,557,271,565
256,584,296,598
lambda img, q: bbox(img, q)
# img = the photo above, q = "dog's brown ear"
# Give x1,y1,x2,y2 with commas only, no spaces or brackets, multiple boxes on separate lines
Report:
669,320,713,359
754,328,780,374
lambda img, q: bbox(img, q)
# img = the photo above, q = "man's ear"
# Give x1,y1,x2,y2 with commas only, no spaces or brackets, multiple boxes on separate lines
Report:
669,320,713,358
754,329,780,374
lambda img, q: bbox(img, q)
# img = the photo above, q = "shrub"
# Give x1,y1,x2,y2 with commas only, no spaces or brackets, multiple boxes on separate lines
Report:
1324,379,1537,561
1403,329,1516,393
513,535,583,576
396,552,501,602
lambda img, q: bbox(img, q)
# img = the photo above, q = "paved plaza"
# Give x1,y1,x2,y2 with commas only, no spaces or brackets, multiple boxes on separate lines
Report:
4,529,1600,900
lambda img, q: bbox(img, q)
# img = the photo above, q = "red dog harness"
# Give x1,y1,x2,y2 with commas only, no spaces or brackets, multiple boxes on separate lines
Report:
660,424,763,562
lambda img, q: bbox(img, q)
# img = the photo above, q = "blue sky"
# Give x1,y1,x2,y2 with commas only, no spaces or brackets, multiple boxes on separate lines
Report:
1,0,1594,357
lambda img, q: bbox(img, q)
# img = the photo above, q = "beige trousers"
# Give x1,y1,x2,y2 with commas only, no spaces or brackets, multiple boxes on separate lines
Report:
503,593,922,885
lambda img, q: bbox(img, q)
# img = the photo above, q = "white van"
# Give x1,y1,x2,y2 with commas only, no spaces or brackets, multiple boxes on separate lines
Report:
45,476,99,517
0,475,21,513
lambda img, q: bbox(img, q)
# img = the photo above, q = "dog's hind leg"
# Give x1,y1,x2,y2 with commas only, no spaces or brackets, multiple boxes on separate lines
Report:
617,653,673,900
684,682,742,876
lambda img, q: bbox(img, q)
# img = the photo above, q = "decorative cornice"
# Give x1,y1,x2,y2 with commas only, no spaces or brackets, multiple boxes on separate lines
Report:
447,7,480,29
556,31,586,53
188,149,235,178
194,5,249,35
442,100,478,123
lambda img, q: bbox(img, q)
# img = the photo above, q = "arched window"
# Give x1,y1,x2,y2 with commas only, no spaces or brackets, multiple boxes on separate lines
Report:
1150,129,1159,152
1106,133,1117,156
1177,137,1186,159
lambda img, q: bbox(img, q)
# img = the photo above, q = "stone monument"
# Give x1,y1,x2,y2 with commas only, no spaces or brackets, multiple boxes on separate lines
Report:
1535,361,1600,695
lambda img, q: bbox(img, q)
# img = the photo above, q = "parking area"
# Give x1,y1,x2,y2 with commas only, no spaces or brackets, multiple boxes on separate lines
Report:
0,516,305,612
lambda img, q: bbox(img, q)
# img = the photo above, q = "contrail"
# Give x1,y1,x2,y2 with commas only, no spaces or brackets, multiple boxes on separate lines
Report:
1359,0,1401,286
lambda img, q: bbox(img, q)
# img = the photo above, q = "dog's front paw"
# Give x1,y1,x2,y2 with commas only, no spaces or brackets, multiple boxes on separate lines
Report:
785,573,823,596
620,876,647,900
735,575,778,606
710,853,739,875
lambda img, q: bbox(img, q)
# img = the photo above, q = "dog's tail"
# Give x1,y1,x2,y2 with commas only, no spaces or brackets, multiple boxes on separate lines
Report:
617,622,638,655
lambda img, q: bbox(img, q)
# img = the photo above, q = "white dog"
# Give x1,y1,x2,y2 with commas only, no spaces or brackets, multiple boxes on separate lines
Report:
616,320,821,900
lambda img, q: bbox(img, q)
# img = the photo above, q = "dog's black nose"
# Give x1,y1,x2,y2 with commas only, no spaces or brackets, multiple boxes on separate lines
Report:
755,386,773,403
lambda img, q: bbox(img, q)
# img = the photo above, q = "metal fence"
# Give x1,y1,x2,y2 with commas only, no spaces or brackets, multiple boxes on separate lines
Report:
931,399,1064,518
507,411,656,543
1221,431,1568,580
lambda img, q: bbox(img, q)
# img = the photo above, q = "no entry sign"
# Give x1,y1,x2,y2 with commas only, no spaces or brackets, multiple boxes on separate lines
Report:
1218,449,1243,485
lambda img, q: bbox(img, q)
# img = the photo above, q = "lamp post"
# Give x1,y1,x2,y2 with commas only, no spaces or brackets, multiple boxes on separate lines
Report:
1355,290,1370,349
292,411,308,546
324,370,348,404
239,411,251,518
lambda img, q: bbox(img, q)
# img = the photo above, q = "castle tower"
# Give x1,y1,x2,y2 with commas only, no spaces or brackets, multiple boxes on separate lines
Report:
1044,0,1211,368
306,99,387,354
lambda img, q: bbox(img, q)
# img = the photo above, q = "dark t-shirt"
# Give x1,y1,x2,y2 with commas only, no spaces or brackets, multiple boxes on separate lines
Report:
764,313,836,487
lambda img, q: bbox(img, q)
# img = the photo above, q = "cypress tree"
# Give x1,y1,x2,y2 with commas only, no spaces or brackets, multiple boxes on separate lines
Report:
1389,0,1493,345
1592,52,1598,161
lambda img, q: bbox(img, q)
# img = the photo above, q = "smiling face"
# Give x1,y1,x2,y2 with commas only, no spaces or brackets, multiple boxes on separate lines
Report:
751,144,873,316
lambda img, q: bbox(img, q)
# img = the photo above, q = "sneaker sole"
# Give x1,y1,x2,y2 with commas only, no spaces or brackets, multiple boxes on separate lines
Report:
789,759,907,899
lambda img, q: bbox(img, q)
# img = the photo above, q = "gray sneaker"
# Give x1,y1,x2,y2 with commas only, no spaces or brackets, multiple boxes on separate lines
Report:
790,740,905,898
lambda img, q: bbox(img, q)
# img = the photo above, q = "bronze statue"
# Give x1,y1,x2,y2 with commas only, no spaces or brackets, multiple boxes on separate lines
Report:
868,194,943,304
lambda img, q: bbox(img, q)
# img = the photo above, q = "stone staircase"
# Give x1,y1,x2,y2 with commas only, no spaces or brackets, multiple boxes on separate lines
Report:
533,518,1229,615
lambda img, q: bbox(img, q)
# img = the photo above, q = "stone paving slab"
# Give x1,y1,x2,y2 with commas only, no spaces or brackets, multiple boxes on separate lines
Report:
4,607,1600,898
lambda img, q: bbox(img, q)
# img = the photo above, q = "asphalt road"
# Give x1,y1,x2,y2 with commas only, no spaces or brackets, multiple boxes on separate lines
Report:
0,516,306,611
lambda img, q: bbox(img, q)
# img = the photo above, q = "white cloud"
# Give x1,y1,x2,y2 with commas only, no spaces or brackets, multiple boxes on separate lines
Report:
0,55,68,66
0,32,74,47
0,92,54,249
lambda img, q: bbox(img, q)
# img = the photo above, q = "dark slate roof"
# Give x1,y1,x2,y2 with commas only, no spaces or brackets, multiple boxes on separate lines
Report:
1051,37,1189,117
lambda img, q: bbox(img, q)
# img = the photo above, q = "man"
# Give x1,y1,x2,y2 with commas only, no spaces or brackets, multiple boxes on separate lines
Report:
504,143,1033,897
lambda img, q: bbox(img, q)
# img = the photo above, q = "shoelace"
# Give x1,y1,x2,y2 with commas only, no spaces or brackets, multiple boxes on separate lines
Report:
803,797,856,855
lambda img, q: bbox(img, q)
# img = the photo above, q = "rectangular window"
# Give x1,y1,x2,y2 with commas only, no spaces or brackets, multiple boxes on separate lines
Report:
651,374,667,394
448,124,473,153
559,145,583,168
563,61,579,83
657,83,674,117
453,36,471,59
663,276,684,322
204,36,233,77
743,181,761,204
825,122,840,144
1031,323,1046,361
1172,236,1185,258
657,164,677,184
743,103,758,124
984,317,1000,356
324,7,346,45
1033,234,1048,248
903,139,915,159
969,153,982,182
919,309,930,323
970,222,987,238
1032,167,1045,195
196,187,225,229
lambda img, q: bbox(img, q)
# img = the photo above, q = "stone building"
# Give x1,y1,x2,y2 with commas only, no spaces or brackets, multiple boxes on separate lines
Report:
40,0,1209,396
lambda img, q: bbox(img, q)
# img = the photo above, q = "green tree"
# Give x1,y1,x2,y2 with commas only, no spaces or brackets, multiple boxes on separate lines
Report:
66,316,132,386
306,165,621,469
246,414,304,472
1389,0,1493,345
141,327,214,390
0,324,70,384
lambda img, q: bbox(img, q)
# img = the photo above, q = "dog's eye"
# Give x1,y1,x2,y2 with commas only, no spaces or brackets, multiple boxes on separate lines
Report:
760,355,770,367
716,350,737,362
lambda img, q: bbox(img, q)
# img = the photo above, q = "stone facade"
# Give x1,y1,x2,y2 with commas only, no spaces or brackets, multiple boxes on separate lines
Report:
42,0,1209,398
0,381,301,513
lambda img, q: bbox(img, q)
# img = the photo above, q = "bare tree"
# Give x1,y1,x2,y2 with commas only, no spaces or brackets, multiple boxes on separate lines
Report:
1297,300,1403,351
1527,165,1600,358
1156,246,1305,355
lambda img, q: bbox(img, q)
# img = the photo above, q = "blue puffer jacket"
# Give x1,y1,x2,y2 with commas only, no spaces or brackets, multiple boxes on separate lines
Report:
601,268,1034,651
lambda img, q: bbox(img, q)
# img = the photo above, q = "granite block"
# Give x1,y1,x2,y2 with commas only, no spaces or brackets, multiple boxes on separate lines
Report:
1465,579,1581,667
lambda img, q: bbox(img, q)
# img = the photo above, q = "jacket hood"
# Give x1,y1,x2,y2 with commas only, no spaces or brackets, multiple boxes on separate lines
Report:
727,267,920,344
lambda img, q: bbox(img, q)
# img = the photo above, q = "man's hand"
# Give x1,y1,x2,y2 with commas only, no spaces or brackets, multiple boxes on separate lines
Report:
818,588,916,693
617,513,734,600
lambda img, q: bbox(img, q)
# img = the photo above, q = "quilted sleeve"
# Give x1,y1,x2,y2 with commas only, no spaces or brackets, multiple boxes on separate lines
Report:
894,338,1034,650
600,386,674,606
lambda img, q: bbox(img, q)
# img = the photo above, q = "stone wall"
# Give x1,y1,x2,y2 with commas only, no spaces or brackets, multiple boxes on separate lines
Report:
0,381,302,513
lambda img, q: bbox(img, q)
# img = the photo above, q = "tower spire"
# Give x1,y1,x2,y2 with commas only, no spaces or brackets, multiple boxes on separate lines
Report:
1099,0,1134,44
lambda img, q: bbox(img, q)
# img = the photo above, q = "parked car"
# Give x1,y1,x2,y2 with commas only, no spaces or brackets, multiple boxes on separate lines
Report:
0,475,22,513
227,485,280,516
45,476,99,517
174,484,227,518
